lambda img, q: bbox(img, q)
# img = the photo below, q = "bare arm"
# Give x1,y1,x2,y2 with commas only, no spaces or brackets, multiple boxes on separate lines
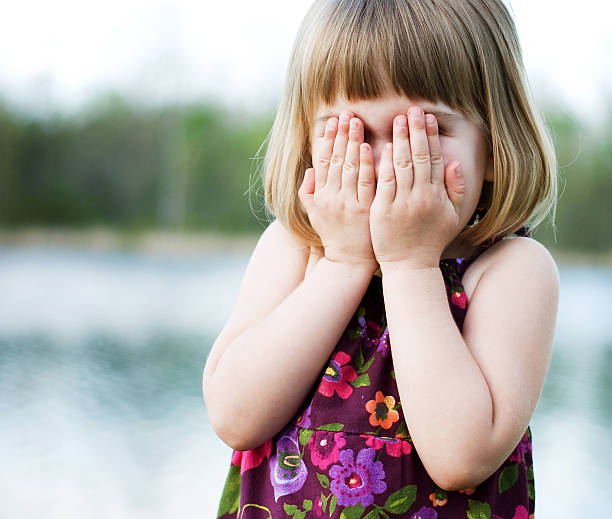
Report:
380,237,558,491
203,221,373,451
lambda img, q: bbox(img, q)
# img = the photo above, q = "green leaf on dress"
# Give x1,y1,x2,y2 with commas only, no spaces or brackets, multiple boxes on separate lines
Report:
317,473,330,488
321,493,328,512
527,464,534,481
528,480,535,501
317,423,344,431
394,421,409,438
498,464,519,493
350,374,371,388
283,503,298,516
466,499,491,519
358,353,376,374
383,485,417,514
303,499,313,511
216,464,241,517
339,503,364,519
364,510,381,519
347,327,362,340
298,428,314,446
356,345,365,369
329,495,337,516
390,370,396,380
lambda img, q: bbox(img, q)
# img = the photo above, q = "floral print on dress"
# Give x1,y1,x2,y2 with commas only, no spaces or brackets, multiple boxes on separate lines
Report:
329,447,387,507
269,425,308,501
365,391,400,429
318,351,357,399
216,227,535,519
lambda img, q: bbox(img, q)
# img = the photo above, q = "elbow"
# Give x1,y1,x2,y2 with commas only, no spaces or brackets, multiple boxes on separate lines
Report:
206,405,255,451
429,469,484,493
203,381,261,452
423,452,490,493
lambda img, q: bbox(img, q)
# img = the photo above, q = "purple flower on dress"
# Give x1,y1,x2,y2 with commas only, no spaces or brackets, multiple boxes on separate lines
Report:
509,431,532,463
296,402,312,429
308,431,346,470
409,506,438,519
376,326,390,357
269,425,308,501
328,447,386,508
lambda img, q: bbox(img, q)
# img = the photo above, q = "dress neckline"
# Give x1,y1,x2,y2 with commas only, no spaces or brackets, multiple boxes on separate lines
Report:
371,226,531,281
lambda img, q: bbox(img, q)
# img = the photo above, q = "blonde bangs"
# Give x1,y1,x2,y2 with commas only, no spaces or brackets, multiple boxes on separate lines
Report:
298,1,486,129
263,0,558,250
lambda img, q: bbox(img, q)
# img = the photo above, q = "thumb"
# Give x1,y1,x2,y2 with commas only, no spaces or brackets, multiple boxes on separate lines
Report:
298,168,315,213
445,161,465,214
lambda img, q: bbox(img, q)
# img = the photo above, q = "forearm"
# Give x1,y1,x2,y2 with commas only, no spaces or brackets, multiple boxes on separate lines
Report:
207,257,373,451
380,264,494,490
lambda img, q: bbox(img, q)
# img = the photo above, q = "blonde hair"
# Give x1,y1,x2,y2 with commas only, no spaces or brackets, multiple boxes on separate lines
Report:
261,0,557,247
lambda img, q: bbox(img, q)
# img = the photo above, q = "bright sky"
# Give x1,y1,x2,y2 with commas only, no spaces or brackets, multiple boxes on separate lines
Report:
1,0,610,123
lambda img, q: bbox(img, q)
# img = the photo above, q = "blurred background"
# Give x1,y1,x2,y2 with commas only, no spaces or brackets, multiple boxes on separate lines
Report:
0,1,611,518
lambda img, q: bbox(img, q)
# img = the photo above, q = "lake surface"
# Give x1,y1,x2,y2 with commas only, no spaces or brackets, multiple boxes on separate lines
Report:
0,246,610,518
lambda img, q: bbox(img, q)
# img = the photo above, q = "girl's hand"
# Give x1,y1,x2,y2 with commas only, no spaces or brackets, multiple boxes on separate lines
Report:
369,106,466,270
299,111,378,273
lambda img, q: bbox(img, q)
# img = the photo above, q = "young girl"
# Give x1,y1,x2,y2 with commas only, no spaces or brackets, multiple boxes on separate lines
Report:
204,1,559,517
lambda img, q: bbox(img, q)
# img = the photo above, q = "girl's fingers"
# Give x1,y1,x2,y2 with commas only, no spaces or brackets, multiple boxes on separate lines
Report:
392,114,414,196
426,114,445,185
445,161,465,214
327,111,353,190
315,117,338,189
407,106,431,187
341,117,363,199
357,143,376,205
376,142,396,203
298,168,315,213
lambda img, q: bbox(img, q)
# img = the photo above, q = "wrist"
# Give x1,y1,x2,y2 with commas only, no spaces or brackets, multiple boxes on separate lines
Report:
378,258,440,273
319,255,379,277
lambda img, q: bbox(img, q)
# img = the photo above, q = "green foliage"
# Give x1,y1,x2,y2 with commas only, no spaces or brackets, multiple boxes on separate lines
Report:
532,107,612,253
0,94,273,233
0,94,610,252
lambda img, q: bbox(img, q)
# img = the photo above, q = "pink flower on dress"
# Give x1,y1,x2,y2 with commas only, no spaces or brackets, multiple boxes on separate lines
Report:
308,430,346,470
512,505,529,519
318,351,357,399
451,288,467,309
360,434,412,457
313,495,324,516
231,439,274,475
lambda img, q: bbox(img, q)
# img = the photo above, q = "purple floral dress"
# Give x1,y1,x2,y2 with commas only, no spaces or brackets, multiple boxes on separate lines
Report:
216,227,535,519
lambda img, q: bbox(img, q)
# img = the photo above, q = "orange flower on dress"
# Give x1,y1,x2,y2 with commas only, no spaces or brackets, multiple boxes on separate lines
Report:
365,391,399,429
458,486,476,495
429,488,448,506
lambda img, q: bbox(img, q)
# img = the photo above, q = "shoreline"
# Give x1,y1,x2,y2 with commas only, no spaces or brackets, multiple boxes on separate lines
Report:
0,226,610,266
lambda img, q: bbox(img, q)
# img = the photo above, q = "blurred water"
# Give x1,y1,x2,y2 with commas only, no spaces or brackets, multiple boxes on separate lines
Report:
0,246,610,519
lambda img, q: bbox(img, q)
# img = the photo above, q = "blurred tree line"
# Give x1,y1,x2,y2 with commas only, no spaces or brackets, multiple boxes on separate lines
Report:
0,94,610,253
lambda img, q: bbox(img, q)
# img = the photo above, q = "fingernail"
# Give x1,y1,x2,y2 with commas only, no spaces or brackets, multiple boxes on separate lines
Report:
409,106,423,122
350,118,358,130
425,114,436,126
340,112,350,124
396,115,407,128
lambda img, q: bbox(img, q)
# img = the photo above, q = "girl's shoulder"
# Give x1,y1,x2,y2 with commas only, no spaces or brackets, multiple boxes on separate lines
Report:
461,232,559,304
